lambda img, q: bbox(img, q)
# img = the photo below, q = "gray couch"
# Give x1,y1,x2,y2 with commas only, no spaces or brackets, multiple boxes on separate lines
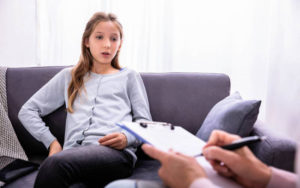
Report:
3,66,296,187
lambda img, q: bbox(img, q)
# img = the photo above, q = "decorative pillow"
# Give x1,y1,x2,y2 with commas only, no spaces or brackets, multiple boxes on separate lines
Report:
196,92,261,141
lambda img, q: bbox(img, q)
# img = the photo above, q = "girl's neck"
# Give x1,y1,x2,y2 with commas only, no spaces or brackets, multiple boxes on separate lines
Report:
91,64,119,74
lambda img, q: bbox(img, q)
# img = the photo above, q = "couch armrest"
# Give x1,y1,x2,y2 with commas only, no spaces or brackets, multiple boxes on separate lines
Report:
249,121,297,172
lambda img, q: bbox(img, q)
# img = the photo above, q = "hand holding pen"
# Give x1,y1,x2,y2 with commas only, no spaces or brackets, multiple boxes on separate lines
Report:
195,135,266,157
202,130,271,188
142,130,272,188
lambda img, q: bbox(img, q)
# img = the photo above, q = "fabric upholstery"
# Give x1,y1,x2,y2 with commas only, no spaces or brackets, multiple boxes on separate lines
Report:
196,92,261,141
249,121,297,172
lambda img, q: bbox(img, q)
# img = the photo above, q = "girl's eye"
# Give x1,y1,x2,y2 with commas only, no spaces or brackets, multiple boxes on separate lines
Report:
111,37,118,41
96,36,103,39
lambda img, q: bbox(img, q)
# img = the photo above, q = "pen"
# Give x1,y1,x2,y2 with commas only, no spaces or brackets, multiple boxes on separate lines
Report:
194,135,266,157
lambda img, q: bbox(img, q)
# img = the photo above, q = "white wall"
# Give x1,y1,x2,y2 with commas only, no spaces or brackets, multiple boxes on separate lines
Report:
0,0,37,67
1,0,300,142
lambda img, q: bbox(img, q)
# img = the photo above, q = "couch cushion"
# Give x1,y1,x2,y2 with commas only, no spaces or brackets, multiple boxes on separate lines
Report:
2,170,37,188
196,92,261,141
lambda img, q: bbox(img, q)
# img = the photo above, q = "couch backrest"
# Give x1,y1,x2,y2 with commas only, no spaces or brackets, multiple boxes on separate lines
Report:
6,66,230,159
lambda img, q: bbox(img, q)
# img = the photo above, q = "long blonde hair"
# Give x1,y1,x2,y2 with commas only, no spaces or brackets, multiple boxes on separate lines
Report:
67,12,123,113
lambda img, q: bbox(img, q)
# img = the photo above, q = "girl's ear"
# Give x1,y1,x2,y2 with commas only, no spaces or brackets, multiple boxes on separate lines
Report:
85,38,90,48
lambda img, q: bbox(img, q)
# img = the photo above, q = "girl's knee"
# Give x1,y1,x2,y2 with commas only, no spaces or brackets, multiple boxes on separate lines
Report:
35,155,72,188
39,154,69,173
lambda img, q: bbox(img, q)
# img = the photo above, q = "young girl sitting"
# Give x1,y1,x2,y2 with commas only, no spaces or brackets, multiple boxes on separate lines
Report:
18,12,152,188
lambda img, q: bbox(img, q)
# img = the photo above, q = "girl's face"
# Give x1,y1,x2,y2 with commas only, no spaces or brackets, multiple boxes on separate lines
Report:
85,21,122,66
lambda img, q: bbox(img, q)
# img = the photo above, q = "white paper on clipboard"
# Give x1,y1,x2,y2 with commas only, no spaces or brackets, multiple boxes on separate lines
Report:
116,121,205,156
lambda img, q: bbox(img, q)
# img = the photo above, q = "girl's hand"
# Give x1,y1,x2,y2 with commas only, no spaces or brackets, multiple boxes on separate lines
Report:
49,139,63,156
99,133,127,150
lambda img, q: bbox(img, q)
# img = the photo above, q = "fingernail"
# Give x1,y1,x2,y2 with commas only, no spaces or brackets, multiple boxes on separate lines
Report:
202,148,209,156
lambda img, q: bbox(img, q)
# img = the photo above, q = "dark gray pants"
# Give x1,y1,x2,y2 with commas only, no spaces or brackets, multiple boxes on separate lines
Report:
34,145,134,188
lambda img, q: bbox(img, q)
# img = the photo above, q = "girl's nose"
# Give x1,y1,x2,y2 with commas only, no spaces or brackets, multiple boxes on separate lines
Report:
104,39,111,48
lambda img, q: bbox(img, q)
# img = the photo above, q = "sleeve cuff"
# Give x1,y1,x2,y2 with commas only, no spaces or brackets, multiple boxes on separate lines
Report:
266,167,297,188
40,131,57,149
122,130,141,147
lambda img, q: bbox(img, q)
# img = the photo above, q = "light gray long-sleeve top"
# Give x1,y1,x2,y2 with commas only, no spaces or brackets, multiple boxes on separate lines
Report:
18,67,152,163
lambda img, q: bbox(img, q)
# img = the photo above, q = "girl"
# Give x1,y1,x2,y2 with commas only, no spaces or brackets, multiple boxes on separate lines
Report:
18,12,152,187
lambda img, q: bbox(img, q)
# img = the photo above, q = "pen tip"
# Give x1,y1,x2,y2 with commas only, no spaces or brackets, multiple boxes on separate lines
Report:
194,153,204,158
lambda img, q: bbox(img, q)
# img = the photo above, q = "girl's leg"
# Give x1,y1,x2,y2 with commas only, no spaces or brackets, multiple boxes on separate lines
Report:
34,145,133,188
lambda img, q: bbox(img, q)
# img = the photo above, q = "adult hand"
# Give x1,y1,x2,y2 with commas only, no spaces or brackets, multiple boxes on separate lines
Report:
142,144,207,188
99,132,127,150
203,130,271,188
49,139,62,156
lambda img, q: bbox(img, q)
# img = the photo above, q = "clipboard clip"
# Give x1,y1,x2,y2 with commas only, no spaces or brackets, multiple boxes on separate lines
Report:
139,121,175,130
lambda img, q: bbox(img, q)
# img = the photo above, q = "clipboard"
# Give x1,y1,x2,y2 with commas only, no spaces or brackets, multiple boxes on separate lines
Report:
117,122,242,188
116,121,206,156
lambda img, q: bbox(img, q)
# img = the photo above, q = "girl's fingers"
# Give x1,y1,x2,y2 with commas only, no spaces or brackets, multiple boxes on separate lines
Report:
100,137,119,146
98,133,127,149
99,133,118,142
